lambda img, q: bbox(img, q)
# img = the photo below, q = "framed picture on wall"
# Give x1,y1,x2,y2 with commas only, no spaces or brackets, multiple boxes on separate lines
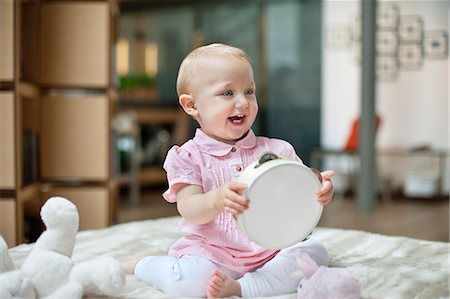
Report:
353,40,361,65
377,30,398,55
327,24,351,50
398,44,422,70
377,56,398,82
399,16,423,43
377,2,399,30
424,30,448,59
352,14,361,43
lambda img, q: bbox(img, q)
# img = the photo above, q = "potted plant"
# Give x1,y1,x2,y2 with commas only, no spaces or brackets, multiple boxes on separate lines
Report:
119,73,159,102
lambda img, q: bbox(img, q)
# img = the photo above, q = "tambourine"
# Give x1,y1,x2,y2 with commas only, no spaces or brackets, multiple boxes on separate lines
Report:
237,152,323,250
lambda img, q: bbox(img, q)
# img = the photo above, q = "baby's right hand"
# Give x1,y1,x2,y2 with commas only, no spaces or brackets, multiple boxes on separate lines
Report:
213,181,249,216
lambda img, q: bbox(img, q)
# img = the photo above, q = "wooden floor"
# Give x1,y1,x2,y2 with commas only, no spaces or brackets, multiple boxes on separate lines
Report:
117,187,449,242
319,194,449,242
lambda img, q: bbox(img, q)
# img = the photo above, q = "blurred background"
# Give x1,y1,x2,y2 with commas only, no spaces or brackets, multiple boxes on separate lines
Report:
0,0,448,247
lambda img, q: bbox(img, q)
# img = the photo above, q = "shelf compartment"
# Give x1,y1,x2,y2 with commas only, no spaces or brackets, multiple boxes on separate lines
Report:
139,167,167,185
0,0,14,81
40,94,109,180
39,1,110,87
0,91,15,189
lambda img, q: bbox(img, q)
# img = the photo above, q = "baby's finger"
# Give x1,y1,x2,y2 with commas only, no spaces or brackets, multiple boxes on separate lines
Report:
317,195,332,206
229,193,250,208
320,170,335,180
317,180,333,196
224,197,249,214
226,181,248,194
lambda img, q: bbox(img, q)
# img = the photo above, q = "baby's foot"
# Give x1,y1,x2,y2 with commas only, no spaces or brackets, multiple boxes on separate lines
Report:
121,256,144,275
206,269,241,298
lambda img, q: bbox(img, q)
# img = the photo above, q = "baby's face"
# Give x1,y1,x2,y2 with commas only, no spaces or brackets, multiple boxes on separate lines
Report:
189,56,258,144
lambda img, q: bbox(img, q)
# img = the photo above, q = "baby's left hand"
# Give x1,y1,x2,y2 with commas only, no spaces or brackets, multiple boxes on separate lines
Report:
316,170,334,206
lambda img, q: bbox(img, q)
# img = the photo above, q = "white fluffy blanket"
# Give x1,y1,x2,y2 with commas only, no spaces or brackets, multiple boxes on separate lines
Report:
8,216,450,298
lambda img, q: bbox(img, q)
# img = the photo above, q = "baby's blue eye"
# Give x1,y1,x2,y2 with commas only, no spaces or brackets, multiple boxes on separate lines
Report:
223,90,234,96
245,89,255,95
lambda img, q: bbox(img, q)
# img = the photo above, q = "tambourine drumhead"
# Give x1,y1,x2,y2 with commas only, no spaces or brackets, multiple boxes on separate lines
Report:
237,159,322,250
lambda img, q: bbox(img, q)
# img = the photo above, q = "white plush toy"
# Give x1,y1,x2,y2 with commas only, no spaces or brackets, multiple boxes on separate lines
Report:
0,196,125,299
0,236,35,299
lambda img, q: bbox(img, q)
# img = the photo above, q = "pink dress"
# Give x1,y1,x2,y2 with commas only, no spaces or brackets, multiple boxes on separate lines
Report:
163,129,303,276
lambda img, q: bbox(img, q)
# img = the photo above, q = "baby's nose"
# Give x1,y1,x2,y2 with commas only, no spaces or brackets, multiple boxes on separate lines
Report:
235,96,249,108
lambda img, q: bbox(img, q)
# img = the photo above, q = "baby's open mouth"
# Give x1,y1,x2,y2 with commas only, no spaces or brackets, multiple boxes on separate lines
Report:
228,115,245,123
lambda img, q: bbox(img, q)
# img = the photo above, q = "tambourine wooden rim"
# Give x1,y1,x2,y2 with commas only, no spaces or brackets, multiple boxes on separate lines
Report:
237,152,323,250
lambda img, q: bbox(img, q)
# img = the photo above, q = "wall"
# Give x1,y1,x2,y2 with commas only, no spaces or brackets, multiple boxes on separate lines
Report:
321,0,449,193
321,0,448,150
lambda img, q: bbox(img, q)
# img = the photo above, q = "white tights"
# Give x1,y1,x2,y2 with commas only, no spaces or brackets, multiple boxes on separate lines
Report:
134,239,328,298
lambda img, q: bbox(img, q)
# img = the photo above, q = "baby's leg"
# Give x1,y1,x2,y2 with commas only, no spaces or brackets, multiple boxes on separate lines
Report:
282,238,329,267
239,239,328,297
134,254,217,297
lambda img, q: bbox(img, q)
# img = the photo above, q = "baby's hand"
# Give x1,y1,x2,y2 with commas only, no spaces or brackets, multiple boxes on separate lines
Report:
316,170,334,206
214,181,249,216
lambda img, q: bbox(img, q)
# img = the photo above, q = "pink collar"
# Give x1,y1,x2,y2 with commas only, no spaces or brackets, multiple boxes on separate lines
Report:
193,129,257,156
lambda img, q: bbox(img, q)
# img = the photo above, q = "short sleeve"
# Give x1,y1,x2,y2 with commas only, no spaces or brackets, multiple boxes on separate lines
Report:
162,144,202,203
270,138,303,164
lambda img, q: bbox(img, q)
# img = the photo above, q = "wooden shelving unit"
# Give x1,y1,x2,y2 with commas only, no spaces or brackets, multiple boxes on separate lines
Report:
116,104,190,204
0,0,118,246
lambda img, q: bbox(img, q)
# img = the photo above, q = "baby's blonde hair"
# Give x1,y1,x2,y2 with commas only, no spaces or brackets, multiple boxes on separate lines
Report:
176,43,252,96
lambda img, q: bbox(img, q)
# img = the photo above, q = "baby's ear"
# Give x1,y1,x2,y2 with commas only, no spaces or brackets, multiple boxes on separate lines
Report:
179,94,197,116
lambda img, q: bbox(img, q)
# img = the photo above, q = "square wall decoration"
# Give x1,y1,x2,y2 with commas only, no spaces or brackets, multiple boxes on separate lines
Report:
377,2,399,30
352,14,361,42
398,44,422,70
327,24,351,50
377,30,398,55
424,30,448,59
377,56,398,81
353,41,361,64
399,15,423,43
330,2,448,81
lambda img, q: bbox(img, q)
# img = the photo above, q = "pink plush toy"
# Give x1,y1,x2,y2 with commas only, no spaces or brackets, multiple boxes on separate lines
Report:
297,254,360,299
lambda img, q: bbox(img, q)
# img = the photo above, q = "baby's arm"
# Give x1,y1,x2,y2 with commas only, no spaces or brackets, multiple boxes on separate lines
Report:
316,170,335,206
176,182,250,225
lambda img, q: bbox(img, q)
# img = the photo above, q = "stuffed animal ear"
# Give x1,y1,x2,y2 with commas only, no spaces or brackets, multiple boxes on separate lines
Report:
296,254,319,279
